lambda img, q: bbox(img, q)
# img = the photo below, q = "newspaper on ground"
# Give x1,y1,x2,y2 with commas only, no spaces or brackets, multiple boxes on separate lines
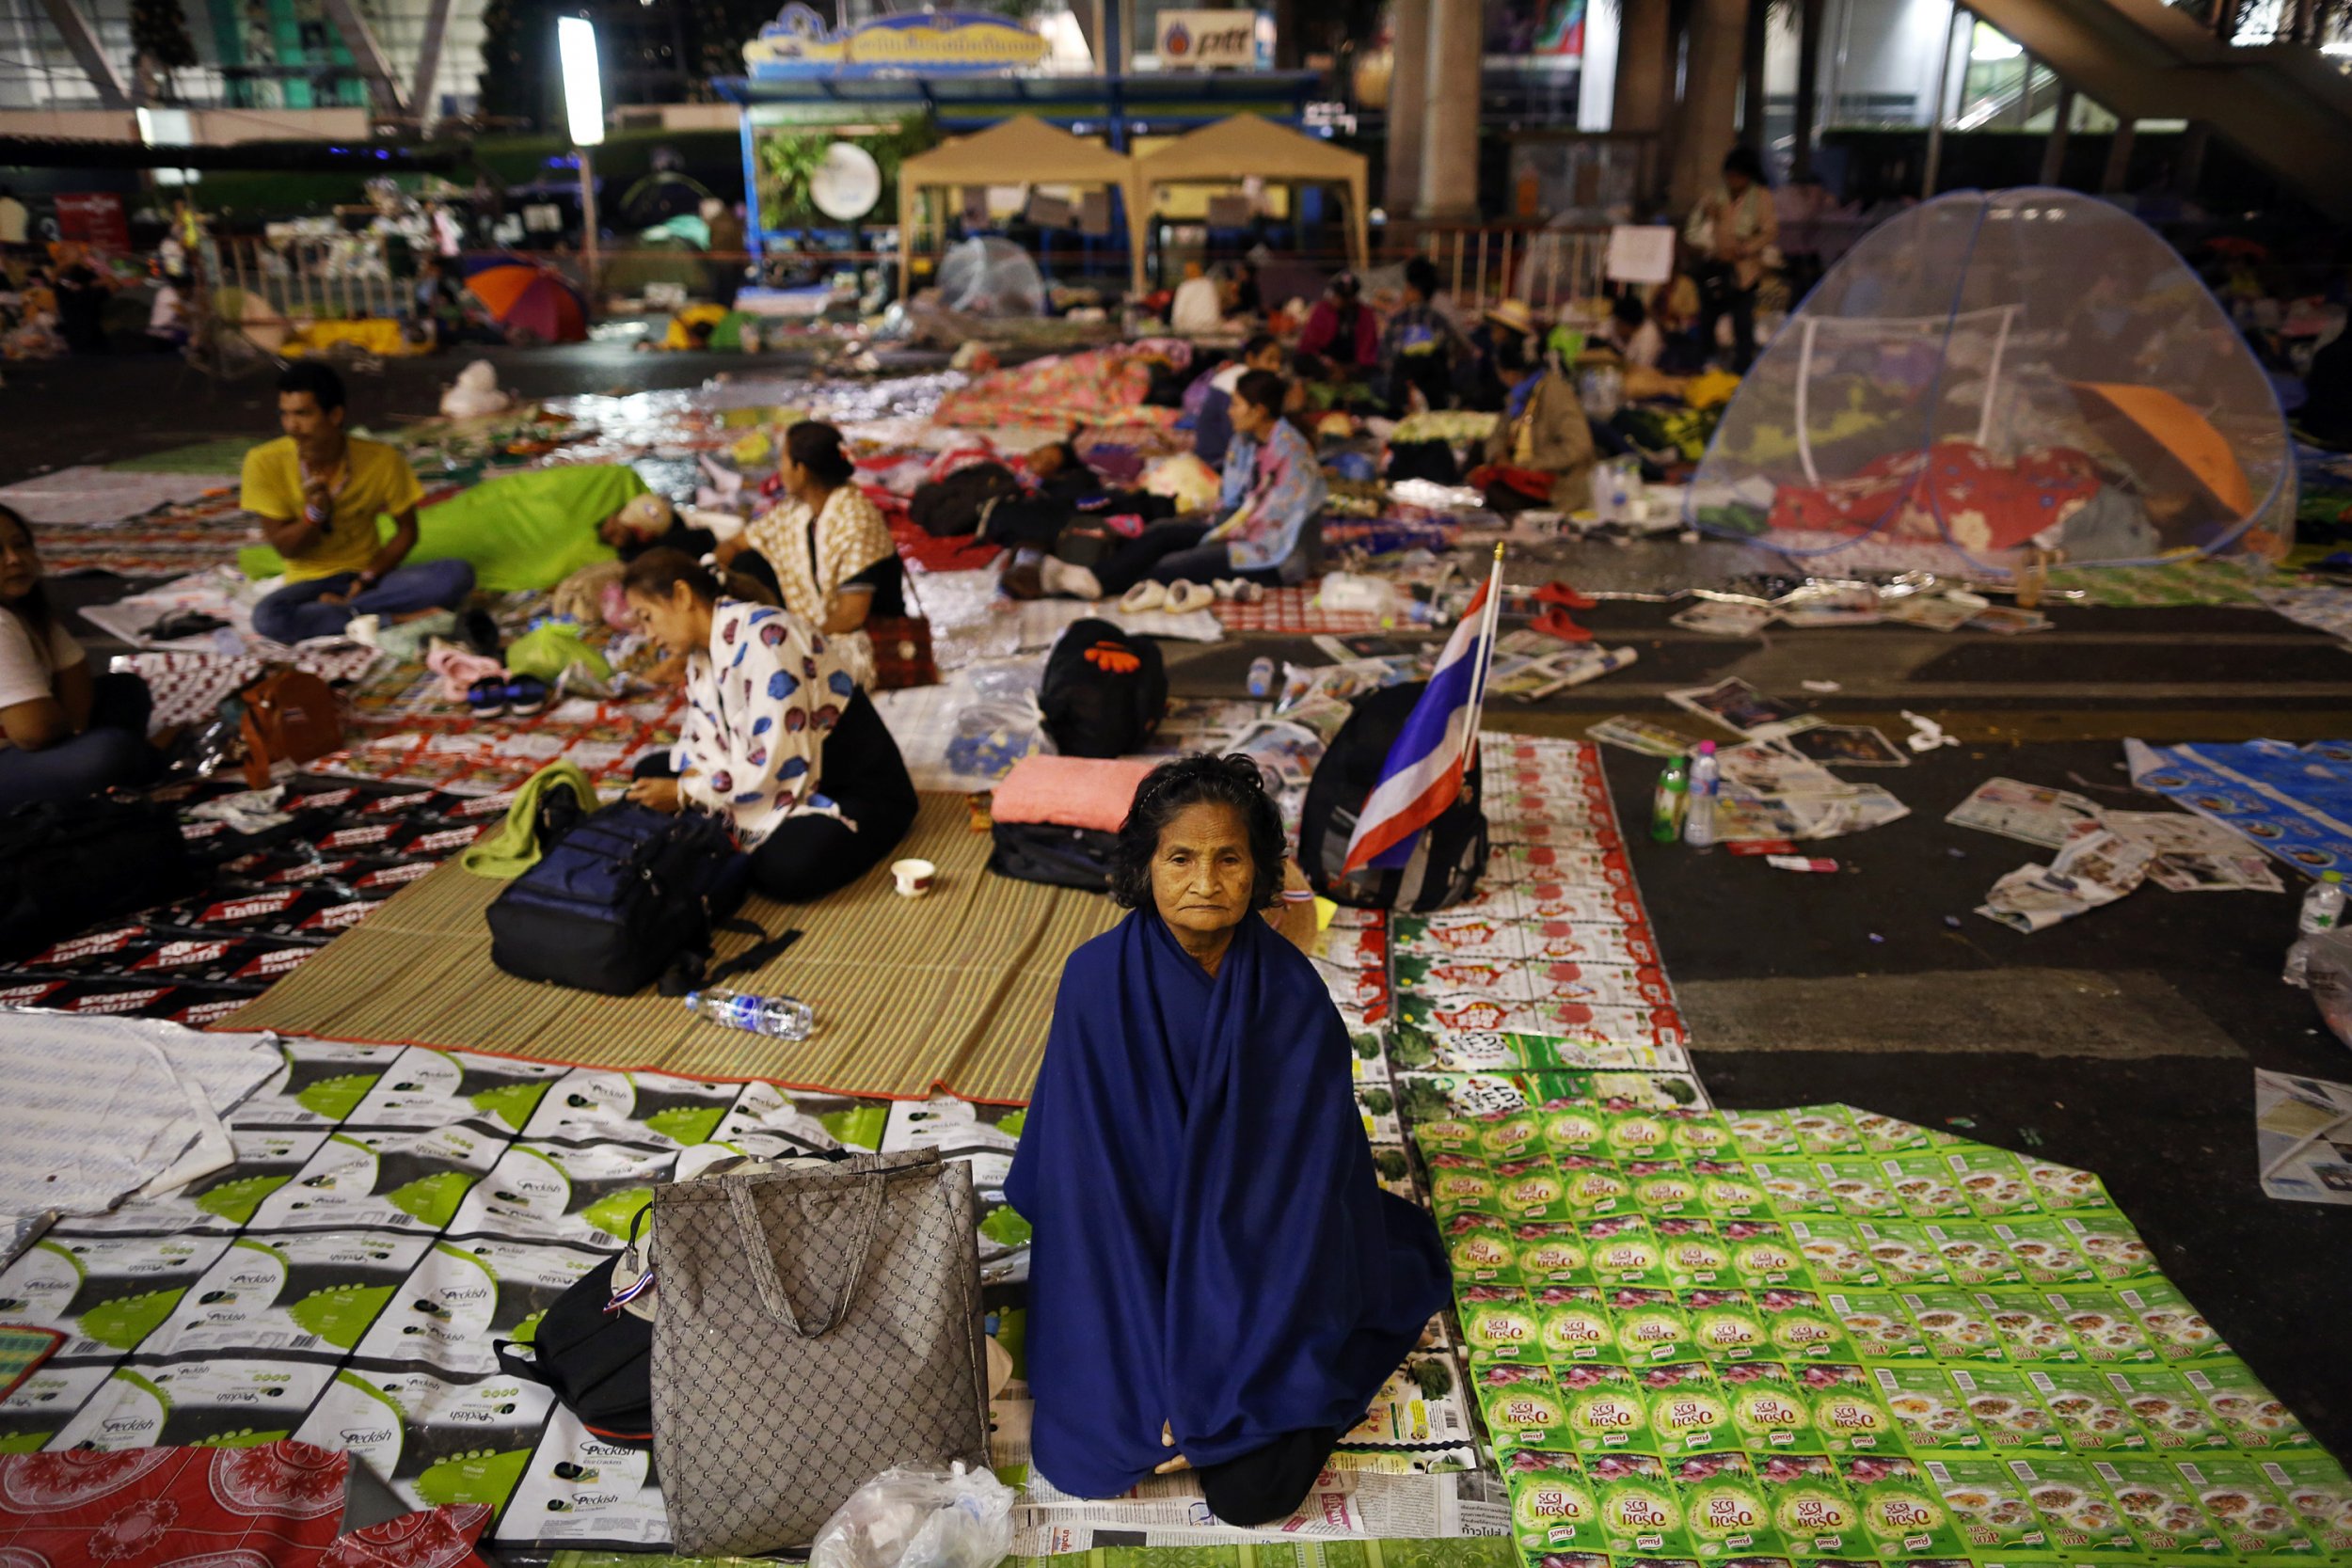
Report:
1585,716,1704,759
1945,776,2106,848
1669,600,1775,637
1709,742,1910,843
1976,826,2156,932
2100,809,2282,893
1664,678,1817,740
2253,1069,2352,1205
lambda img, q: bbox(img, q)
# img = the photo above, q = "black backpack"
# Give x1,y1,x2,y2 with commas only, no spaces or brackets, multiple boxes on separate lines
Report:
0,795,199,962
909,462,1023,538
486,801,750,994
1299,683,1489,911
496,1253,653,1447
1038,618,1167,760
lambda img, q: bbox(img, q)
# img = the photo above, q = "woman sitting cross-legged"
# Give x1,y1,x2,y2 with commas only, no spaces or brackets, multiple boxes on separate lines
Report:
716,420,902,689
1005,754,1447,1526
0,504,162,807
618,549,917,902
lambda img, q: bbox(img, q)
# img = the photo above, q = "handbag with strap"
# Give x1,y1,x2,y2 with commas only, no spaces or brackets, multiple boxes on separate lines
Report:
236,668,344,787
649,1149,990,1556
866,565,937,691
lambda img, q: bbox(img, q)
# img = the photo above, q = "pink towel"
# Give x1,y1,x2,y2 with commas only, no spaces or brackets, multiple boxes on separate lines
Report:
993,755,1157,833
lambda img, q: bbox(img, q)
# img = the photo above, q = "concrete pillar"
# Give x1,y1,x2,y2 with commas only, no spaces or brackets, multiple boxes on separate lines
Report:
1740,0,1769,153
2038,81,2074,185
2100,119,2136,194
1385,0,1429,218
1613,0,1673,206
1667,0,1747,213
1791,0,1826,177
1416,0,1483,223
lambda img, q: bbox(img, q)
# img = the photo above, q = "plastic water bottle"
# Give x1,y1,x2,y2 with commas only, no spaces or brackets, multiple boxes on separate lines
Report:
1650,754,1690,844
1684,740,1719,847
684,988,814,1040
2300,871,2346,935
1248,657,1276,698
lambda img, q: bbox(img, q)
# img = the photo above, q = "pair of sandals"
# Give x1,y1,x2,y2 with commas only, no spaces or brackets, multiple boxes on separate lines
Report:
1527,578,1597,643
467,674,551,719
1119,578,1263,615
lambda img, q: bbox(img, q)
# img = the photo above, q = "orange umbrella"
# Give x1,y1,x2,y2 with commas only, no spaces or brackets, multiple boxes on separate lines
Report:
2067,382,2253,525
464,260,587,343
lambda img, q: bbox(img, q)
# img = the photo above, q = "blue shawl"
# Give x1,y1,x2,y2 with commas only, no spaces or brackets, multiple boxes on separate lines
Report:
1005,908,1447,1498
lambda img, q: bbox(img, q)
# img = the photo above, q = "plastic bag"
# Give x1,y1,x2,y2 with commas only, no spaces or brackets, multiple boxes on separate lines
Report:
809,1463,1016,1568
2285,927,2352,1049
946,696,1053,782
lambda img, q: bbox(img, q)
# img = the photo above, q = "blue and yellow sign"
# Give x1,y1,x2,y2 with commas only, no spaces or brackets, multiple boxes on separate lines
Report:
743,4,1050,77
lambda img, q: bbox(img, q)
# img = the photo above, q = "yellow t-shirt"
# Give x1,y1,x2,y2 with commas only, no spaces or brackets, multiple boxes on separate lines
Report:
241,436,425,582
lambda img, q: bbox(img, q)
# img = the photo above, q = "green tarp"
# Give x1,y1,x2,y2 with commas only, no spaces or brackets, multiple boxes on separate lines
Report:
239,463,644,594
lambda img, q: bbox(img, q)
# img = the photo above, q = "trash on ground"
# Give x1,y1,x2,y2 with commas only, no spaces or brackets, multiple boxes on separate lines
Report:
1670,599,1775,636
1586,714,1703,758
1665,676,1817,739
1977,826,2154,931
1784,723,1908,767
1946,776,2106,848
2254,1069,2352,1205
1766,855,1839,872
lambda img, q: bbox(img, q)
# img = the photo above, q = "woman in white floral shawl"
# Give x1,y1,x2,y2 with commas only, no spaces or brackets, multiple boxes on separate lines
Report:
621,549,917,901
716,420,903,689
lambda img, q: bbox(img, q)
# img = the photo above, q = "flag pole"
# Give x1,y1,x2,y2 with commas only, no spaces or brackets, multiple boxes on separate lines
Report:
1457,542,1507,778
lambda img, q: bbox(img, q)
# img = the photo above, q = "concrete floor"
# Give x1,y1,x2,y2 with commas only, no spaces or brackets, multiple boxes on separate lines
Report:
9,341,2350,1453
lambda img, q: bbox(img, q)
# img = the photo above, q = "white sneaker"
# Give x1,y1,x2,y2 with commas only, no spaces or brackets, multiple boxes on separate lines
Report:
1230,579,1266,605
1213,578,1244,600
1165,579,1217,614
1120,580,1169,613
1040,557,1104,600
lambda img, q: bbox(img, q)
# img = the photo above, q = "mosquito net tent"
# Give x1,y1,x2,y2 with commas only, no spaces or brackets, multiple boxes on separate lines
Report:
1688,188,2293,574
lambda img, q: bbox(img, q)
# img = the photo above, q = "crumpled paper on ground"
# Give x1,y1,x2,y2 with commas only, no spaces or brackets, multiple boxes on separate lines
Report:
1977,826,2155,931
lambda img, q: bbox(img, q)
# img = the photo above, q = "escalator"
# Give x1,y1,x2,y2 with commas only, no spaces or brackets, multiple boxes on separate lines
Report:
1962,0,2352,221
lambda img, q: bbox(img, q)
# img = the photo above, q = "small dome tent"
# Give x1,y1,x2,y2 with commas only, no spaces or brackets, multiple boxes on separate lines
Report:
1687,189,2292,574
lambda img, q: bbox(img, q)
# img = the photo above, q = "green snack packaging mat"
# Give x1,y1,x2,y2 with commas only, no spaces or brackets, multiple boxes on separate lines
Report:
1723,1221,1808,1288
2091,1453,2228,1555
1518,1223,1595,1288
2183,1357,2312,1449
1947,1365,2061,1449
1592,1453,1693,1556
1558,1364,1658,1455
2009,1451,2139,1553
1720,1361,1820,1456
1558,1156,1635,1217
1427,1156,1503,1217
1900,1288,2003,1362
1979,1290,2081,1364
1480,1363,1578,1453
1786,1219,1877,1287
2112,1279,2230,1361
2057,1208,2157,1282
1854,1219,1949,1287
1757,1289,1849,1362
1676,1451,1788,1560
1692,1160,1770,1220
1849,1109,1934,1154
2044,1286,2156,1364
1845,1455,1968,1559
1683,1289,1769,1363
1880,1154,1973,1220
2172,1452,2317,1557
1610,1288,1695,1364
1480,1112,1547,1164
1585,1216,1668,1288
1462,1286,1546,1364
1724,1109,1799,1158
1539,1285,1623,1366
1870,1363,1981,1451
1758,1453,1864,1556
1447,1216,1522,1285
1665,1107,1737,1161
1505,1452,1606,1554
1540,1103,1612,1156
1415,1116,1486,1154
1785,1106,1862,1156
1602,1107,1677,1163
2026,1364,2148,1453
1991,1215,2096,1285
2261,1451,2352,1555
1495,1158,1577,1223
1813,1160,1903,1219
1753,1160,1838,1217
1658,1218,1734,1289
1946,1145,2044,1218
2018,1157,2114,1212
2106,1365,2228,1449
1629,1160,1702,1217
1826,1290,1926,1361
1924,1452,2053,1554
1924,1221,2020,1287
1804,1364,1900,1455
1643,1360,1734,1455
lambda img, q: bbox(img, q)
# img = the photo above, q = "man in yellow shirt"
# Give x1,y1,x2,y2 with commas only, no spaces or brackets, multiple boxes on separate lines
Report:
244,362,474,643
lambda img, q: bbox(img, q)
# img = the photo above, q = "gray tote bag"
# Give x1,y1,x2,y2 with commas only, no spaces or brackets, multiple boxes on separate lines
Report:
649,1148,992,1556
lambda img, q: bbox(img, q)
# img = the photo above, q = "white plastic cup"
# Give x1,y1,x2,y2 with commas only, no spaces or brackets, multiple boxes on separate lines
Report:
892,858,937,897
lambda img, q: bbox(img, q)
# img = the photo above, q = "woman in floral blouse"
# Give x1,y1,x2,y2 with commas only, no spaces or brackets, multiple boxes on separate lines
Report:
620,549,917,900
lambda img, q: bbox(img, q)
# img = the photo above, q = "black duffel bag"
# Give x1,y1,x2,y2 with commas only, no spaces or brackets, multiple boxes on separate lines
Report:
989,818,1119,892
487,801,750,995
0,795,199,962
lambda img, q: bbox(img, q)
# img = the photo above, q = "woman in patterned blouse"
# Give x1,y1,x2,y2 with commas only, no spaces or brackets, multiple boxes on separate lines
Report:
716,420,903,689
619,549,917,901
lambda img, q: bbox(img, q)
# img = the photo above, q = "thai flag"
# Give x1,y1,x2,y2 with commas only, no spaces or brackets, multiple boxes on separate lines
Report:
1342,558,1504,873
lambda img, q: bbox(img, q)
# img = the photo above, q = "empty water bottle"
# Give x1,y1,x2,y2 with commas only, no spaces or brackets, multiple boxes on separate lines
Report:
684,988,814,1040
1248,657,1276,698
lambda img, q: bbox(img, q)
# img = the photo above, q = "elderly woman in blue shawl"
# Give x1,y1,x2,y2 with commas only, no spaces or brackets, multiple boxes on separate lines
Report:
1006,754,1447,1526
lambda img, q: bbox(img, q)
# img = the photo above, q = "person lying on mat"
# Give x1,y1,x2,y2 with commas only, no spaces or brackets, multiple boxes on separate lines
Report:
242,361,477,645
1037,371,1327,606
1005,754,1446,1528
0,505,163,807
618,548,917,902
716,420,902,689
